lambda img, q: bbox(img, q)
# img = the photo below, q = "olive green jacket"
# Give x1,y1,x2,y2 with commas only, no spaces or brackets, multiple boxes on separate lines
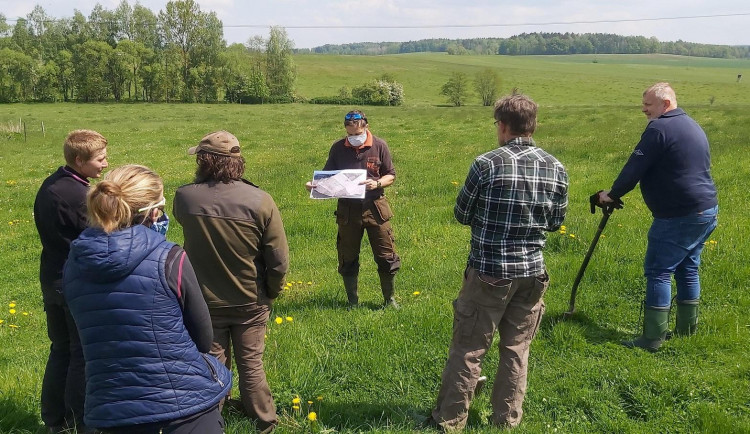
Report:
174,179,289,308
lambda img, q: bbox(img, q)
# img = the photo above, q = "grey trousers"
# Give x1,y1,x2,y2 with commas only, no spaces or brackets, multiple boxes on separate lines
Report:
432,266,548,430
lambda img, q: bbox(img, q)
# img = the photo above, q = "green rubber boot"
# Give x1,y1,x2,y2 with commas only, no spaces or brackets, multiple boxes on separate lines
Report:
675,299,699,336
342,275,358,309
379,271,400,309
622,304,670,352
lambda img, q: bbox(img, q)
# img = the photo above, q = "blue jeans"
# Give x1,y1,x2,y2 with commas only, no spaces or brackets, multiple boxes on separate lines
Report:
644,206,718,307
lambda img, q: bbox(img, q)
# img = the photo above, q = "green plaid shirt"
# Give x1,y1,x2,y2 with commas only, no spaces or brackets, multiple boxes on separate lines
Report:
455,137,568,278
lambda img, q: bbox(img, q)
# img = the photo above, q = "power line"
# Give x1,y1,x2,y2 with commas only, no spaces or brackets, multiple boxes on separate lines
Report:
222,12,750,29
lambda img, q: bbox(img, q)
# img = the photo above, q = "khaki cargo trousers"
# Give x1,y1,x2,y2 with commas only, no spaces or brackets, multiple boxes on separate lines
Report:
432,266,548,430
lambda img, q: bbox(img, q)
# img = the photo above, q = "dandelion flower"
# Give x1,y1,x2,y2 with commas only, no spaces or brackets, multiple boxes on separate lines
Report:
22,312,28,316
292,397,301,405
317,395,323,401
307,400,313,405
274,317,283,325
297,281,303,284
451,181,459,186
0,319,4,324
8,303,16,308
292,405,300,410
9,309,16,314
569,234,576,238
286,282,292,287
8,324,19,329
308,412,317,422
412,291,420,295
285,316,293,322
307,281,312,285
560,225,567,230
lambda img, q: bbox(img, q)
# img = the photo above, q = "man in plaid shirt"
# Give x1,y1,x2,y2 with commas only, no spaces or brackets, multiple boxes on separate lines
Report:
430,93,568,430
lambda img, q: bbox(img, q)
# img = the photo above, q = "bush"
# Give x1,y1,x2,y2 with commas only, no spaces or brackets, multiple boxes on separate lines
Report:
308,96,362,105
307,77,404,106
351,79,404,106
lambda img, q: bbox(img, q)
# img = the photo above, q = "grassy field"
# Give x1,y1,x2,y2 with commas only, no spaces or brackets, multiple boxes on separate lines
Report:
1,53,749,433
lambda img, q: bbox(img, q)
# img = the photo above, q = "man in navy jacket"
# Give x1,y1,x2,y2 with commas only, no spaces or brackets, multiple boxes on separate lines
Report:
596,82,718,352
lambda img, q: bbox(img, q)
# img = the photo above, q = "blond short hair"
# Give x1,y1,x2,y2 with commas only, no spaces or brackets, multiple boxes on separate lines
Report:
87,165,163,233
644,82,677,106
63,130,108,167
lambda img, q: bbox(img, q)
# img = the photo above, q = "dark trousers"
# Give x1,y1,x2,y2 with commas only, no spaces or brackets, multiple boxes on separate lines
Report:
41,287,86,429
102,404,224,434
335,197,401,276
209,304,277,432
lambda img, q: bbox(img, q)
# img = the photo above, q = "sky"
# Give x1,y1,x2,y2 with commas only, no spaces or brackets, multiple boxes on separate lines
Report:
2,0,749,49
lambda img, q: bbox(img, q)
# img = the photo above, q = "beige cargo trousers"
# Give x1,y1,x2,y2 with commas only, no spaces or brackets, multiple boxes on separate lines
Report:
432,266,549,430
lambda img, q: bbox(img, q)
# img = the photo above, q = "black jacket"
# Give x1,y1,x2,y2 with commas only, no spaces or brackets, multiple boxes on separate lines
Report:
34,166,89,292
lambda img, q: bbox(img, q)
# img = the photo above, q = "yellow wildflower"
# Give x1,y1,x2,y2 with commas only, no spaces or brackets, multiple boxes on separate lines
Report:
307,400,313,405
292,405,300,410
274,317,283,325
285,316,293,322
9,309,16,314
286,282,292,287
8,324,19,329
413,291,420,295
8,303,16,308
307,281,312,285
292,397,301,405
317,396,323,401
451,181,459,186
297,281,303,284
22,312,29,316
569,234,576,238
0,319,4,324
308,412,317,421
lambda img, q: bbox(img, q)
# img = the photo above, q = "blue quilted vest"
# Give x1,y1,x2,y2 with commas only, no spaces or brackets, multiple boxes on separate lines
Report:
63,225,232,428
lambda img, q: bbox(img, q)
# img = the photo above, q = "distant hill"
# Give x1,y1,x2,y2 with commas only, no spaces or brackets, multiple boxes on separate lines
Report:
297,32,750,59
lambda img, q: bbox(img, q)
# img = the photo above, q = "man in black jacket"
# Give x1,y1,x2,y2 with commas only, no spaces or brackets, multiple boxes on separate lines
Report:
34,130,108,433
596,83,718,352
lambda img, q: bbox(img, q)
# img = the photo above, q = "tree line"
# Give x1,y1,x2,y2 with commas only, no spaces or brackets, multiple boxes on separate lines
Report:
0,1,298,103
304,33,750,59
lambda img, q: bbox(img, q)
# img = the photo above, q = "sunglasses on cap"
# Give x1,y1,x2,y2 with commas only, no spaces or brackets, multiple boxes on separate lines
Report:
344,113,366,122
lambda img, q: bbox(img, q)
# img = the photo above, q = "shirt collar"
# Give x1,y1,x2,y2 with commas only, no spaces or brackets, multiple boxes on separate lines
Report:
503,136,536,147
62,166,90,186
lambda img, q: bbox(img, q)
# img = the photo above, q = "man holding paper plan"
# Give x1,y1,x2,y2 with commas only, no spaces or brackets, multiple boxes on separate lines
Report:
306,110,401,309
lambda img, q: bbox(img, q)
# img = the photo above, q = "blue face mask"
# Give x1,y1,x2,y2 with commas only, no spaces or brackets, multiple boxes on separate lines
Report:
150,213,170,236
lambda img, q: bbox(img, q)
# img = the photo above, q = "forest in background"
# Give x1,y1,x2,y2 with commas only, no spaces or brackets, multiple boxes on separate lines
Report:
2,0,748,104
305,33,750,58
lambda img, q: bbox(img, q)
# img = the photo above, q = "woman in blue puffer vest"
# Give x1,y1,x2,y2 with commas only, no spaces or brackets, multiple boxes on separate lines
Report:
63,165,232,434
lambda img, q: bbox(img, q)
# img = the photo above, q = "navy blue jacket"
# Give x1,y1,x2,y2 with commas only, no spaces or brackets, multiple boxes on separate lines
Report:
609,108,717,218
63,225,231,428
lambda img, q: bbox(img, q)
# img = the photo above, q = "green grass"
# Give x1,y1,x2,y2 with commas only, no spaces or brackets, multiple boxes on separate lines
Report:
1,53,749,433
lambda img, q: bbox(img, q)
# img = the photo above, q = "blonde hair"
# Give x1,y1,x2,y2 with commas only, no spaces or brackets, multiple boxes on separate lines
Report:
63,130,108,166
87,165,163,233
644,82,677,106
